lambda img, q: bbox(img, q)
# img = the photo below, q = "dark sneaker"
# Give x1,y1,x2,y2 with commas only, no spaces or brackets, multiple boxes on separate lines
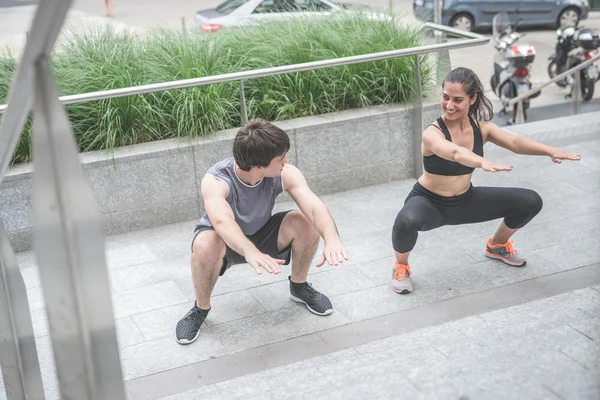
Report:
485,238,527,267
176,303,210,345
289,276,333,316
391,263,413,294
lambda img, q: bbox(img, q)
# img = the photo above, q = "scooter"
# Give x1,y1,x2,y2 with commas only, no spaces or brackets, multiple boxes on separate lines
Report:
547,25,578,87
489,12,539,124
565,28,600,101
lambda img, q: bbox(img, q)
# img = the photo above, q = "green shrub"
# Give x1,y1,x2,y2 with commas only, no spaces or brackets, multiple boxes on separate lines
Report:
0,13,432,164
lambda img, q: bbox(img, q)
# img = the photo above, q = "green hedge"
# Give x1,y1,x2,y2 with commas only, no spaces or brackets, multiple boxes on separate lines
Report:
0,13,431,164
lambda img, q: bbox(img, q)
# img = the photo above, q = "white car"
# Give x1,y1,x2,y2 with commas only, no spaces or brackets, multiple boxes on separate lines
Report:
195,0,382,33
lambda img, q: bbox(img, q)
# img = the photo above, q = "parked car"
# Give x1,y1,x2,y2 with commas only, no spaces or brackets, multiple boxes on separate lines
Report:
195,0,380,32
413,0,590,31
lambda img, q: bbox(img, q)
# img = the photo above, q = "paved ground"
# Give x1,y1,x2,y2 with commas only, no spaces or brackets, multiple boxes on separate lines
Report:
2,124,599,399
1,3,599,399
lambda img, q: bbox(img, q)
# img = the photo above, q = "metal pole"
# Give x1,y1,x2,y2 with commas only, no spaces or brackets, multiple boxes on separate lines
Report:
0,223,45,400
240,80,248,125
515,100,525,124
32,57,126,400
572,71,581,115
434,0,444,27
412,55,424,178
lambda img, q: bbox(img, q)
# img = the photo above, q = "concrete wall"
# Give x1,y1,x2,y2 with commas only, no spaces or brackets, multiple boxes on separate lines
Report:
1,102,442,253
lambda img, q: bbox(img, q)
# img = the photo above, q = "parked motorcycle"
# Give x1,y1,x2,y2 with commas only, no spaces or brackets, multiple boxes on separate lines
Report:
547,25,578,87
548,24,599,100
490,12,539,124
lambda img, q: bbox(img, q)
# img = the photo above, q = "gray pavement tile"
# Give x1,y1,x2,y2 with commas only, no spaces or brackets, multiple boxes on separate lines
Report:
340,237,394,264
435,256,563,296
567,169,600,193
132,290,266,342
332,274,456,322
127,365,201,400
155,385,221,400
353,255,397,285
210,306,350,353
401,243,478,276
131,302,193,341
204,290,266,326
247,266,376,312
199,263,298,297
120,328,228,381
562,143,600,172
112,281,189,319
577,139,600,153
109,255,191,293
255,332,332,369
119,220,195,260
533,234,600,271
214,372,272,400
193,349,268,387
115,316,147,348
105,242,159,271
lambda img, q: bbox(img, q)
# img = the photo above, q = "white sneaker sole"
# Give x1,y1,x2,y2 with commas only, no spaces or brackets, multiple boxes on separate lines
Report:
485,251,527,267
392,285,412,295
290,295,333,316
176,329,200,345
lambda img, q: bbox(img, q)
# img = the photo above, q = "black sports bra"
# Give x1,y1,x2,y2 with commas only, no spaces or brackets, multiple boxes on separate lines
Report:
423,117,484,176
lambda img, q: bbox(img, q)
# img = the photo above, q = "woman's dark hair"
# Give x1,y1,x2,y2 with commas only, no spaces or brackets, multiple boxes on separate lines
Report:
442,67,494,121
233,118,290,171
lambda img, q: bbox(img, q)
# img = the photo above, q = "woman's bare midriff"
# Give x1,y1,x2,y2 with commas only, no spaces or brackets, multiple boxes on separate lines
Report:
417,172,472,197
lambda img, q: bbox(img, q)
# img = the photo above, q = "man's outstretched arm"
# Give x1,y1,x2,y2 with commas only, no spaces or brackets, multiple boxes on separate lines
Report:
282,164,348,266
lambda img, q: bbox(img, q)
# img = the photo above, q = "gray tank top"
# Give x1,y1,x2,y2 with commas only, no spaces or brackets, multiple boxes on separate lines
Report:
196,157,284,235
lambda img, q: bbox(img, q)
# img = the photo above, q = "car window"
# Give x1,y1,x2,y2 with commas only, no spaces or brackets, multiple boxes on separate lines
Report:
253,0,331,13
216,0,250,15
295,0,331,11
253,0,295,13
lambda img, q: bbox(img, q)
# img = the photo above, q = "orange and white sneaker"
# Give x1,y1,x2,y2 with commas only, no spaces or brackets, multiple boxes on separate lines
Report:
392,263,413,294
485,238,527,267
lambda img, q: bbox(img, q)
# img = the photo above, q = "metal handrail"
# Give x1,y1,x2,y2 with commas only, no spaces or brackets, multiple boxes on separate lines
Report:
0,22,487,113
508,52,600,107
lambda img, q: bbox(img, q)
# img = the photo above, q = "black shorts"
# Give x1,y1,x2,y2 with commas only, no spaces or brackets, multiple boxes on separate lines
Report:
191,211,292,276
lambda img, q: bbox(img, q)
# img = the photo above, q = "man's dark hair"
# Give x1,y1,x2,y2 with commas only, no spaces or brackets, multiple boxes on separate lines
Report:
233,118,290,171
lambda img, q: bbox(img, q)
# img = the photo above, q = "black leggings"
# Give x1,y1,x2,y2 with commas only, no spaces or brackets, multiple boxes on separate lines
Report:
392,182,543,253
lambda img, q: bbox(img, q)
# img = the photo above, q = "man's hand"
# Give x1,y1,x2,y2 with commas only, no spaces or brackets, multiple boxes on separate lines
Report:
481,160,513,172
316,238,348,267
244,249,285,275
549,148,581,164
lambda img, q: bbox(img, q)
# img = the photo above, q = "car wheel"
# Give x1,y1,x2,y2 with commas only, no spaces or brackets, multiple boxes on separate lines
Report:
557,7,579,28
450,13,474,32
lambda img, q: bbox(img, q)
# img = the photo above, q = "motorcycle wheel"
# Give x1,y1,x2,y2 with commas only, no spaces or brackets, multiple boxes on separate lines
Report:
581,73,595,101
547,61,568,87
490,75,498,94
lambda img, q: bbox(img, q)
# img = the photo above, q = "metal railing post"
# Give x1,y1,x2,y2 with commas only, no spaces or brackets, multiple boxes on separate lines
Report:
31,56,126,400
240,80,248,125
572,71,581,115
0,223,45,400
515,100,526,124
412,55,424,179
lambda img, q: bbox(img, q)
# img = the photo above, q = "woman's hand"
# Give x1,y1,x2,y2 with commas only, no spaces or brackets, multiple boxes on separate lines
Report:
481,160,513,172
549,149,581,164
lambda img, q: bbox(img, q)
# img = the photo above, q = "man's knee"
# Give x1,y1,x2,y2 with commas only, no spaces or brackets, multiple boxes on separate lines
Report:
192,230,226,262
283,211,319,243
